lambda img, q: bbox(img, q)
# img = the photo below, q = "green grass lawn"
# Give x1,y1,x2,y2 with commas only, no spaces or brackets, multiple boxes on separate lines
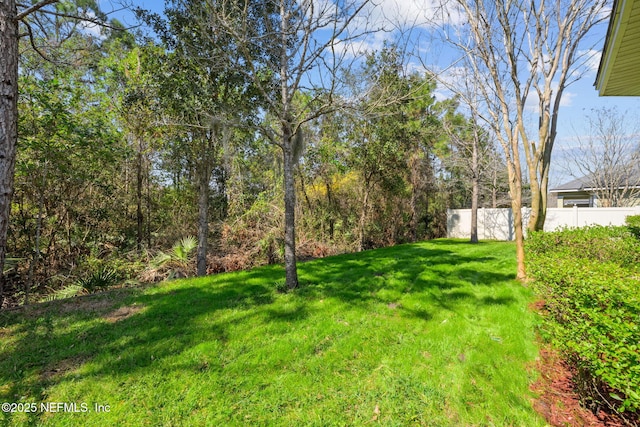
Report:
0,240,545,426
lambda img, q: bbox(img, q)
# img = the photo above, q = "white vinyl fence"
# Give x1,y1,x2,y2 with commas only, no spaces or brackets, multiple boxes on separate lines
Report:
447,206,640,241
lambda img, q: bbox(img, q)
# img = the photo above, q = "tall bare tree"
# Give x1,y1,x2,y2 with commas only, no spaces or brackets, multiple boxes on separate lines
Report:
206,0,374,289
568,107,640,207
440,71,499,244
443,112,488,243
434,0,607,279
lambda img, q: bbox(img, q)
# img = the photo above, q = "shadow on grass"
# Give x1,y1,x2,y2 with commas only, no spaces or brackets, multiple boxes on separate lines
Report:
0,239,519,425
0,266,283,425
296,243,516,311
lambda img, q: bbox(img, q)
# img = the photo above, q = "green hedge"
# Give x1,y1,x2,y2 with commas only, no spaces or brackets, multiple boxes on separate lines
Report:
527,225,640,414
627,215,640,239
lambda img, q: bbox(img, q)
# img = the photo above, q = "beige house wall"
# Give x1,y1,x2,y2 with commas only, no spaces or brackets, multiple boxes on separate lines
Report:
556,191,592,208
553,190,640,208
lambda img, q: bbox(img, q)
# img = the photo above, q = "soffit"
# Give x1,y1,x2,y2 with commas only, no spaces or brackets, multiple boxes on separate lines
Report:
596,0,640,96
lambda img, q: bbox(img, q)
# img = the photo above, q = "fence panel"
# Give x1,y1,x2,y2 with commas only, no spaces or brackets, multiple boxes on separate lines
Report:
447,206,640,241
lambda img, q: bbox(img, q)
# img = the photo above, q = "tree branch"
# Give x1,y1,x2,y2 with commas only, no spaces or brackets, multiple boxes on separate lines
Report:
16,0,58,22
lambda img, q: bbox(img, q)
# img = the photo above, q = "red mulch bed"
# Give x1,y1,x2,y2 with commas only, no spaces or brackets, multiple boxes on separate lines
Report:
531,346,630,426
529,299,637,427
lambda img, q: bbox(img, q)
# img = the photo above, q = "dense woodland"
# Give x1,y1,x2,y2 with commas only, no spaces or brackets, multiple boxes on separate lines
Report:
1,0,513,306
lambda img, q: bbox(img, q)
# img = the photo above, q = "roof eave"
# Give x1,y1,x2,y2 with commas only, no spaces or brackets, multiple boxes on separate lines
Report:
595,0,620,94
595,0,639,96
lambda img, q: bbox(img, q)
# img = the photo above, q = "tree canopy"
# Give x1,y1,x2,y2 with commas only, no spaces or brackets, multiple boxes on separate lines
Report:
0,0,605,305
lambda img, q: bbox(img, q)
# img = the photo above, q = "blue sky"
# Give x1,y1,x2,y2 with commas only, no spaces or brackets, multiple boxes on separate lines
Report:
549,84,640,186
104,0,640,187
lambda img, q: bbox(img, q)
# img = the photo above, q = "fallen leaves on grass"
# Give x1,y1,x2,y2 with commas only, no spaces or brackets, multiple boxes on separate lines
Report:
371,404,380,421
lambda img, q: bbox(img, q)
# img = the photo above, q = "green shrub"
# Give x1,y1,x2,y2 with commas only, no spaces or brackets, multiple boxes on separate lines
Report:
626,215,640,239
143,236,198,282
527,227,640,414
76,268,119,293
527,225,640,266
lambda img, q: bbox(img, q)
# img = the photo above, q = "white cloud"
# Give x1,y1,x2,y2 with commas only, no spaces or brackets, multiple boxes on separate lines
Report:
525,85,577,112
424,61,581,114
578,49,602,74
560,91,577,107
333,0,464,58
78,11,106,40
365,0,463,31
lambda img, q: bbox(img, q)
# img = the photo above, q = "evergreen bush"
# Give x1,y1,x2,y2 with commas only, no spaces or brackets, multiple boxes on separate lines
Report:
527,226,640,414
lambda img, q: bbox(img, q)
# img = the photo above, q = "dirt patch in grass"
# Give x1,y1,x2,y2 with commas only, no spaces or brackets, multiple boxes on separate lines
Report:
40,355,88,381
11,297,116,319
103,304,143,323
2,286,149,319
60,297,117,314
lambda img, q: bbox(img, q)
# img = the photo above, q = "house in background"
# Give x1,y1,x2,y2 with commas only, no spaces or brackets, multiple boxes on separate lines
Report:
550,172,640,208
550,177,596,207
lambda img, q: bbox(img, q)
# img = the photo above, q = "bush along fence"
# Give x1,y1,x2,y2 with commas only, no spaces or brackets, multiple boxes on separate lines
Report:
447,206,640,240
526,218,640,419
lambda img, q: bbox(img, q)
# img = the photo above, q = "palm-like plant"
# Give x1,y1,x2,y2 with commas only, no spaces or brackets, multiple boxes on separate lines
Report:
171,236,197,262
149,236,198,280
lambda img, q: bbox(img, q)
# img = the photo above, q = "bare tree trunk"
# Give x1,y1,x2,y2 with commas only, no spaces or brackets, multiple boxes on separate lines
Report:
470,138,479,244
506,158,526,281
282,126,298,290
196,125,226,278
470,178,478,243
409,153,419,242
526,144,551,232
196,158,210,277
512,196,526,281
358,176,372,252
528,156,551,231
324,177,335,240
527,170,541,232
492,169,498,208
136,144,143,252
297,169,312,213
536,161,550,230
410,187,418,242
0,0,19,308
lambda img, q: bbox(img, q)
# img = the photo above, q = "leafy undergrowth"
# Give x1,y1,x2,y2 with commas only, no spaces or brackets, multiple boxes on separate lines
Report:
0,239,545,426
528,226,640,420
